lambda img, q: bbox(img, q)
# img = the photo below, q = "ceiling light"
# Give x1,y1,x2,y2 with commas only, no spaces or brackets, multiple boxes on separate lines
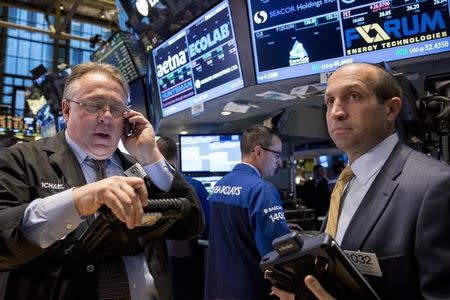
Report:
136,0,149,16
221,111,232,116
59,4,64,10
179,130,189,135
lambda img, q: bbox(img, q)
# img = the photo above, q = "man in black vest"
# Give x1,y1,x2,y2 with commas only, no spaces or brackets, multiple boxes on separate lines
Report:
0,62,203,300
301,164,330,218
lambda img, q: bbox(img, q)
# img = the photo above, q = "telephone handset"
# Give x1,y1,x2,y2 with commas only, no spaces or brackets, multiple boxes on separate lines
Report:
122,117,135,137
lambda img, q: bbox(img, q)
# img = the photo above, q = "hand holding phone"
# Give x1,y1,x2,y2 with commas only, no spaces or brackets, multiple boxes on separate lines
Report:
121,110,163,165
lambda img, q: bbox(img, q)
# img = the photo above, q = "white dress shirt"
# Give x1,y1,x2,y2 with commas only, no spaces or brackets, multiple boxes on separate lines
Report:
335,133,398,244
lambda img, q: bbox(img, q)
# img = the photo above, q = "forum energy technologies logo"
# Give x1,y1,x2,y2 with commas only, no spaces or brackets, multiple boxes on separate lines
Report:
344,8,448,55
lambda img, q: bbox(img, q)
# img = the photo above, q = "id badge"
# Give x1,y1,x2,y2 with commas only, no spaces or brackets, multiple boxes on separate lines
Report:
344,250,383,277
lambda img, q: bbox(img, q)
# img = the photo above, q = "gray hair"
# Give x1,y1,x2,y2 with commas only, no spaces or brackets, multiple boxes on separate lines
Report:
63,62,129,101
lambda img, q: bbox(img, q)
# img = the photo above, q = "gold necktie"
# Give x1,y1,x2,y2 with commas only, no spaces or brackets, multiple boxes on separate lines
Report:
325,166,354,238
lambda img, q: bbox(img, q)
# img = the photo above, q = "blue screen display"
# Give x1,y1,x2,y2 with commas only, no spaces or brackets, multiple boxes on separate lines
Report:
180,134,241,173
152,0,244,117
192,175,223,195
247,0,450,83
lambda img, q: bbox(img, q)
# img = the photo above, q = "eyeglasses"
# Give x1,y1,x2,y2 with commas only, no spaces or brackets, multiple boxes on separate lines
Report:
260,146,282,160
66,99,130,118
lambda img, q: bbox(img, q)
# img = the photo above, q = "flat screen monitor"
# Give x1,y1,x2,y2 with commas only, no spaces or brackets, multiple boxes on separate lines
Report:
247,0,450,83
151,0,245,117
23,116,35,136
128,79,149,117
92,32,148,83
179,134,241,173
191,175,223,195
317,154,348,169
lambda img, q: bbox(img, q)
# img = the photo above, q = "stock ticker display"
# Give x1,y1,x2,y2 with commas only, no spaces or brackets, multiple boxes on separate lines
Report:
91,32,148,83
152,0,244,117
248,0,450,83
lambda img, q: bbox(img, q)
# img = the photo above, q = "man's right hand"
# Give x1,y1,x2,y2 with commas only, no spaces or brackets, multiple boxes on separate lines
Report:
73,176,148,229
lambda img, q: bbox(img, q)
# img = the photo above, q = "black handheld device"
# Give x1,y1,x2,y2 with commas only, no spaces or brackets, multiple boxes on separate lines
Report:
67,198,194,259
260,232,380,300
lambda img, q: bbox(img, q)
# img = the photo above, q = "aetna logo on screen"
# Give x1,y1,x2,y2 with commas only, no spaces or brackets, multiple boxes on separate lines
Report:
188,24,230,57
156,50,187,78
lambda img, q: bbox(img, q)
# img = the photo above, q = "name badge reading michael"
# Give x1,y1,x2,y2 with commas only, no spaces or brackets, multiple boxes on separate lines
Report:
344,250,383,277
124,163,146,178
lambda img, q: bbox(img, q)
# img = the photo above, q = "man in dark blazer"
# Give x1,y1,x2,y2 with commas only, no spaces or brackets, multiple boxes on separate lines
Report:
301,164,330,217
272,63,450,300
0,62,204,299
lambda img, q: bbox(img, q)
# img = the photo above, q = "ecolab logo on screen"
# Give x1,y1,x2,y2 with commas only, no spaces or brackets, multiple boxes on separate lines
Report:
156,23,231,78
188,23,230,57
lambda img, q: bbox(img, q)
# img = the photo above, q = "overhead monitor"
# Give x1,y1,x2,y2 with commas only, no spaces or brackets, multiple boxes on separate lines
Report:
128,79,149,117
151,0,245,117
179,134,241,173
91,32,148,83
247,0,450,83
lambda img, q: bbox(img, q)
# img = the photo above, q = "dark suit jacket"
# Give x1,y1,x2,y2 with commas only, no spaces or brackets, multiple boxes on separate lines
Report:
0,131,204,300
322,142,450,300
302,177,330,217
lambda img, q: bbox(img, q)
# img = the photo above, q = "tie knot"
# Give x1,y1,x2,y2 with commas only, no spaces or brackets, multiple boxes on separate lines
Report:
338,166,354,183
85,157,107,181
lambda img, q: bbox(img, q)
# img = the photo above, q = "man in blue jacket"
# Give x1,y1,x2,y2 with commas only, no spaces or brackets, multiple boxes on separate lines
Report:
0,62,203,300
205,125,290,300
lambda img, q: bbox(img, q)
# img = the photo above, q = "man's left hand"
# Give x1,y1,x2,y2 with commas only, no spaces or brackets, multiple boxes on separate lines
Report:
288,223,302,231
304,275,335,300
121,110,163,165
271,286,294,300
271,276,336,300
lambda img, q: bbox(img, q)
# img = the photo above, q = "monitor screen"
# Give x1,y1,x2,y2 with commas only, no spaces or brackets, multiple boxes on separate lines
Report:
247,0,450,83
129,79,149,117
92,32,147,83
23,116,35,136
315,154,348,172
319,155,329,168
151,0,245,117
191,175,223,195
179,134,241,173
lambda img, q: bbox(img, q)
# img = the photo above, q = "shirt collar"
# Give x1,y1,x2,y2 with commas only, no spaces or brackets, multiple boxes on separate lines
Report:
240,162,261,177
351,133,398,185
65,130,121,167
